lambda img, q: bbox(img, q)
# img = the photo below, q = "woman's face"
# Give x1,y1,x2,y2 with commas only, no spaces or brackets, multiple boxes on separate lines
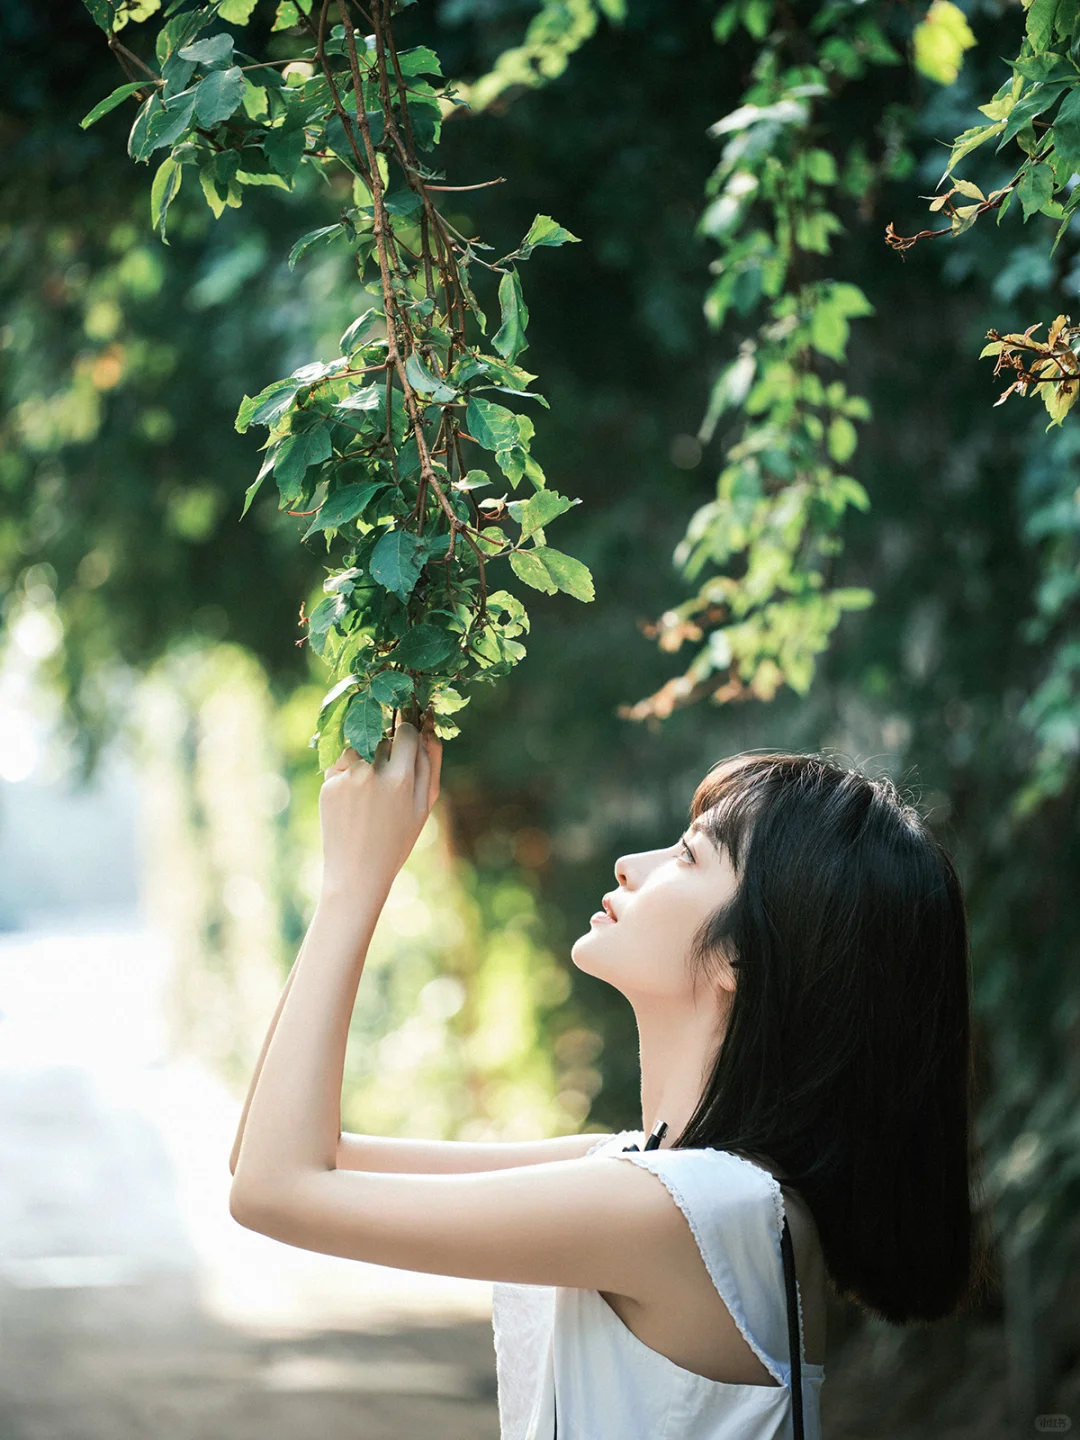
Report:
570,814,740,1003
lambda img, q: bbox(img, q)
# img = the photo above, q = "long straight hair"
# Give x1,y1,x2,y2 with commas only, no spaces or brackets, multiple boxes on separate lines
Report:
674,751,994,1323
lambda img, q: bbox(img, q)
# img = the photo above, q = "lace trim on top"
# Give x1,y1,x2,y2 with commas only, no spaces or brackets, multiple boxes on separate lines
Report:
717,1148,813,1384
602,1135,819,1388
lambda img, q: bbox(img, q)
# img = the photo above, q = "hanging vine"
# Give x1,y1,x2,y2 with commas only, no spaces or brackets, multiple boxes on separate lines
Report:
80,0,593,766
617,0,905,721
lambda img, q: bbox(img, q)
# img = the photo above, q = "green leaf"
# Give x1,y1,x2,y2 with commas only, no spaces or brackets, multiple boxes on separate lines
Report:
237,377,301,431
486,589,530,635
831,587,875,611
496,446,527,488
316,699,347,769
263,113,306,177
128,90,162,161
161,51,196,98
150,154,182,242
370,529,427,600
288,224,344,269
338,309,379,355
1052,85,1080,173
81,80,151,129
912,1,975,86
193,66,246,126
826,415,859,463
393,624,459,669
369,671,416,706
493,267,530,362
137,87,198,158
1012,52,1080,85
517,214,581,260
328,376,381,414
178,32,235,69
458,262,488,333
343,693,385,762
240,451,275,517
998,82,1070,152
510,549,558,594
431,684,469,714
945,121,1006,175
404,352,457,402
831,474,871,512
396,45,443,76
1018,162,1057,218
532,546,595,601
455,469,491,491
1026,0,1060,51
318,674,360,715
808,282,874,362
274,425,333,487
699,350,757,443
83,0,120,33
302,481,390,538
475,526,509,554
466,395,522,451
219,0,258,19
510,488,578,538
306,592,347,656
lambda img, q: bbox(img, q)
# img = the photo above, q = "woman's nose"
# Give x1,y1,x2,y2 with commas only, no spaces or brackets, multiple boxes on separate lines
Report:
614,850,648,889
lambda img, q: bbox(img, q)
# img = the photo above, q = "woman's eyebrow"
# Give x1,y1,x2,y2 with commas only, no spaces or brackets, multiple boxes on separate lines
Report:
687,817,721,851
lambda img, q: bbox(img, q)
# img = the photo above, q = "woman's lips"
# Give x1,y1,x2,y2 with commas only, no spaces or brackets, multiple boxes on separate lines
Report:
591,895,618,924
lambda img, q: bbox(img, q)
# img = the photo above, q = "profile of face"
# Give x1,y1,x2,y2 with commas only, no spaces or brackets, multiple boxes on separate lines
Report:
570,814,740,1012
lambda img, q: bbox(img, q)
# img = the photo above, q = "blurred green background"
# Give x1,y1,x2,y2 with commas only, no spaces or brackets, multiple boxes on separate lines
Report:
2,0,1080,1434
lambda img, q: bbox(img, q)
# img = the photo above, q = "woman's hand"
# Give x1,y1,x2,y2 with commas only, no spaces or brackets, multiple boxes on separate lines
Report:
318,714,442,905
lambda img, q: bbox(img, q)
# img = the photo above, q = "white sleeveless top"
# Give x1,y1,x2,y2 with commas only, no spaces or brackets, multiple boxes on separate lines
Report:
491,1130,825,1440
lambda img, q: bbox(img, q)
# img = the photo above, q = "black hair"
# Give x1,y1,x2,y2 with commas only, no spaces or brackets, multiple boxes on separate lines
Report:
673,750,994,1324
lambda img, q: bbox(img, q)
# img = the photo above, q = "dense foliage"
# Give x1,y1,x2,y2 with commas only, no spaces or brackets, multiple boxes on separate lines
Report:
82,0,594,765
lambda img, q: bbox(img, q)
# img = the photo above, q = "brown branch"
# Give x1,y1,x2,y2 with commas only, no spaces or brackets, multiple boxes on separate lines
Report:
886,146,1055,254
617,667,751,723
107,36,159,80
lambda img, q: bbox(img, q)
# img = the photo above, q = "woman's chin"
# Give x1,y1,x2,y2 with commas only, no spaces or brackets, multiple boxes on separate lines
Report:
569,931,595,965
570,927,612,973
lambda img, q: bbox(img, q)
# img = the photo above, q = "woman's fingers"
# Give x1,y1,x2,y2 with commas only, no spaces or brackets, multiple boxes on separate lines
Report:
325,721,437,817
324,746,360,779
372,735,393,771
413,731,431,819
387,719,419,780
411,726,441,818
422,712,442,810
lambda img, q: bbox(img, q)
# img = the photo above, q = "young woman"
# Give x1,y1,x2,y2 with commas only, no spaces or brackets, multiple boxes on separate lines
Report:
229,720,992,1440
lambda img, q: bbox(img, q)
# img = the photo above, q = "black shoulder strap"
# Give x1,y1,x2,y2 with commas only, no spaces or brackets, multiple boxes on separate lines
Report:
780,1214,805,1440
554,1131,805,1440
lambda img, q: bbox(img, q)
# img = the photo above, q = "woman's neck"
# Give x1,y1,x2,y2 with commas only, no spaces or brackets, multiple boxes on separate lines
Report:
633,992,729,1149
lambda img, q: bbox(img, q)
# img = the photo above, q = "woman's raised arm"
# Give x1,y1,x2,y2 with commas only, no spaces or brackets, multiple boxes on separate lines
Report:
333,1130,607,1173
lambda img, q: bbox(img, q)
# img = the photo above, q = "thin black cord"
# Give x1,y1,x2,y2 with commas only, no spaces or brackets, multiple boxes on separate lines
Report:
781,1215,805,1440
557,1126,805,1439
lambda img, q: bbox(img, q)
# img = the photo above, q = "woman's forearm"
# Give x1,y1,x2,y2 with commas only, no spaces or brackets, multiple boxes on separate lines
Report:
229,947,302,1176
230,723,440,1209
229,886,386,1207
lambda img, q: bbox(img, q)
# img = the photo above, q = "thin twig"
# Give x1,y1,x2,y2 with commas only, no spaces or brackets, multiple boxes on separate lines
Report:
423,178,506,192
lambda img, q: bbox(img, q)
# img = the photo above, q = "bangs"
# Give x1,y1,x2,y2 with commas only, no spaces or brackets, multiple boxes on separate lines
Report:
689,752,800,870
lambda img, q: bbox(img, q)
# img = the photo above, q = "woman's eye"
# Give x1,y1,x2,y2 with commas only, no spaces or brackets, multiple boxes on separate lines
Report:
680,840,695,862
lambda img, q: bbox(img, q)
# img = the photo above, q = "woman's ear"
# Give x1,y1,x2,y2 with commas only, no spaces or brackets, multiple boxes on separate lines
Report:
708,941,739,996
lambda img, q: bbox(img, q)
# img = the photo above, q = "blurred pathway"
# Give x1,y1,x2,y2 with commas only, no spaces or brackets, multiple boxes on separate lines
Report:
0,917,499,1440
